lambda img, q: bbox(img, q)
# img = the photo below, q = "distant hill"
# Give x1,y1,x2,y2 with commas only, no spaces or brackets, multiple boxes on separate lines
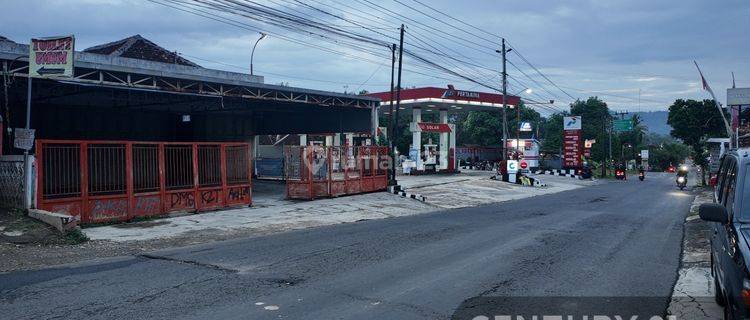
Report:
633,111,670,136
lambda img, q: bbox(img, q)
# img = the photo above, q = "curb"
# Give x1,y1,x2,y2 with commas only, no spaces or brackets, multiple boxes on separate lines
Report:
531,169,580,179
388,186,426,202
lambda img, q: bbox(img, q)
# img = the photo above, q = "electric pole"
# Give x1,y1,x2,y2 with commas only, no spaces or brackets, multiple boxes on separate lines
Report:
388,43,396,186
392,25,405,188
498,39,509,162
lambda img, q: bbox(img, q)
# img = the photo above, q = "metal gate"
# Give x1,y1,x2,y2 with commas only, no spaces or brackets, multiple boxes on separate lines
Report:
284,145,388,200
36,140,252,224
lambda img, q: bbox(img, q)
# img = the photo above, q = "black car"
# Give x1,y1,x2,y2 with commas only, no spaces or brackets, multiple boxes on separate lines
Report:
700,149,750,318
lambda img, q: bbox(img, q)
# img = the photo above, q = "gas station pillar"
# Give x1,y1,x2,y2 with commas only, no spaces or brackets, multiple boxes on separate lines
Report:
439,109,449,170
300,134,307,146
412,107,422,170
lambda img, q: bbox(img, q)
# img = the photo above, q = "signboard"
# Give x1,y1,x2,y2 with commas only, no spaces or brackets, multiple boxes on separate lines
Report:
520,161,528,169
412,122,452,132
613,119,633,132
584,139,596,148
563,116,583,168
728,88,750,106
507,160,519,173
14,128,35,150
563,116,582,130
519,122,532,132
641,149,649,160
29,35,75,78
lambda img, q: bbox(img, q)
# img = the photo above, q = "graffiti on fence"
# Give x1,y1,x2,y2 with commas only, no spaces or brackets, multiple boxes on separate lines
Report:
134,196,161,216
227,186,250,203
90,198,128,220
200,190,221,207
169,192,195,210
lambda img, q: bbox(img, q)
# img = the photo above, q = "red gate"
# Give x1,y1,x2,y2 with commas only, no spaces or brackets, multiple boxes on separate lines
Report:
36,140,252,224
285,145,388,200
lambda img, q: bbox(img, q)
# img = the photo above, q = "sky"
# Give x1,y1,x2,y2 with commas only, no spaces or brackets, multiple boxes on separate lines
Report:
2,0,749,114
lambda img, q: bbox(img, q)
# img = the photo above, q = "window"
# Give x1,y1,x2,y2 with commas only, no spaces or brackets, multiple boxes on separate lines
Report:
716,157,732,202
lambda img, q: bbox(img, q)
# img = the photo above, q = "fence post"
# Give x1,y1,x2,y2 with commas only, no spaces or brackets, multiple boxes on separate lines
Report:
192,143,199,211
125,142,134,220
158,143,166,214
220,144,228,206
35,141,43,211
80,142,89,223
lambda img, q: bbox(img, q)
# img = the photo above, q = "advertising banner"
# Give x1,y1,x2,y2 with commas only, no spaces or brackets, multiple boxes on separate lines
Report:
29,35,75,78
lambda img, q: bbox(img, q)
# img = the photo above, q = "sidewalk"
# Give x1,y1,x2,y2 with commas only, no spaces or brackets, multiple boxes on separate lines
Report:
667,187,723,319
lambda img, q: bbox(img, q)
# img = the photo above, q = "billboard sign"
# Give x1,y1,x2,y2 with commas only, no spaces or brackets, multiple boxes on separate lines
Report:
30,35,75,78
563,116,582,130
563,116,583,168
641,149,649,160
613,119,633,132
728,88,750,106
519,122,532,132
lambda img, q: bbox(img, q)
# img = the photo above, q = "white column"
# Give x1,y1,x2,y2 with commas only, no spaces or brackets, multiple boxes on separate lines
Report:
345,133,354,146
299,134,307,146
439,109,449,170
372,105,379,143
325,135,334,146
412,107,422,170
449,124,457,171
334,133,341,147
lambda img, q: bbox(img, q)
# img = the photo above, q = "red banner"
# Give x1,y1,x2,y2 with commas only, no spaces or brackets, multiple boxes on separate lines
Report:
563,129,582,168
417,122,452,132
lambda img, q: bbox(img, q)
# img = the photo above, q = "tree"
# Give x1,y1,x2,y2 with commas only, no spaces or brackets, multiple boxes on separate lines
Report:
667,98,728,183
568,97,612,163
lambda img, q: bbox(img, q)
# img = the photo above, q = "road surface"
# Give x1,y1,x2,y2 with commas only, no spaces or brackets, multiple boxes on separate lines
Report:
1,173,693,319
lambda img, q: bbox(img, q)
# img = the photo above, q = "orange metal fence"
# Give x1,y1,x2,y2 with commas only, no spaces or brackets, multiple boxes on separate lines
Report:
284,145,388,200
36,140,252,224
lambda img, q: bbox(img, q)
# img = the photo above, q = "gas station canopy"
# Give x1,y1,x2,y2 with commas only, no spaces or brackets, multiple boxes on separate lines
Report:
369,85,521,115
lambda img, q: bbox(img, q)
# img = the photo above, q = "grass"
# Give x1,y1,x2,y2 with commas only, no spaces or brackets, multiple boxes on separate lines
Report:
64,228,90,245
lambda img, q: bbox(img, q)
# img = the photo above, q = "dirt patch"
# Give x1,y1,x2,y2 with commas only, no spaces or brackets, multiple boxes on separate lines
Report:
0,208,63,245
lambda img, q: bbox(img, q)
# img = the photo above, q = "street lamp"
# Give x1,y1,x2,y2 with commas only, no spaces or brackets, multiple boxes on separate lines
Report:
250,32,267,76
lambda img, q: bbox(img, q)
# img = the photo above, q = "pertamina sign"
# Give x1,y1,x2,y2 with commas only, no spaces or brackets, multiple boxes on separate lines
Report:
563,116,583,168
30,35,75,78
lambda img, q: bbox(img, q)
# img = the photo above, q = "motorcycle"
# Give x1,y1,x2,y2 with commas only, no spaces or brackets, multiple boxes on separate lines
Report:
615,168,626,180
676,175,687,190
638,170,645,181
676,164,688,190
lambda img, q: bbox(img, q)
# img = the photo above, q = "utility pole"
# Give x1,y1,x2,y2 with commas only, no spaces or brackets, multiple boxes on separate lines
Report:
498,38,510,162
392,25,405,188
387,43,396,186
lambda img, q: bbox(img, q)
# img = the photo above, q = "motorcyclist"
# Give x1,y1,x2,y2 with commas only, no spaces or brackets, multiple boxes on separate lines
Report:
676,164,688,189
638,165,645,181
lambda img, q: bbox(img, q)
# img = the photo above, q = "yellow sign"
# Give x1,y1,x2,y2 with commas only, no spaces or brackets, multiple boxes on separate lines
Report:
29,35,75,78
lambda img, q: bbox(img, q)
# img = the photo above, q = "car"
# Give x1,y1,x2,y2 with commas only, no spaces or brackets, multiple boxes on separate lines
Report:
700,149,750,319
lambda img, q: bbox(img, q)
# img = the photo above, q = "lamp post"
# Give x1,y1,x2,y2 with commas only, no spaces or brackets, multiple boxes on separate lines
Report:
250,33,267,76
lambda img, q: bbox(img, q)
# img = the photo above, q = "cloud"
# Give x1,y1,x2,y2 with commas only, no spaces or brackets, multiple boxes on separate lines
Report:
0,0,747,111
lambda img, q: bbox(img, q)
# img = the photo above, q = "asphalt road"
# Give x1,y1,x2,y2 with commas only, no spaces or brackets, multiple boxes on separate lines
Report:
1,173,694,319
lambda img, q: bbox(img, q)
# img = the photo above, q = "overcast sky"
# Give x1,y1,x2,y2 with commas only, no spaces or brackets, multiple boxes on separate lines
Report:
2,0,749,114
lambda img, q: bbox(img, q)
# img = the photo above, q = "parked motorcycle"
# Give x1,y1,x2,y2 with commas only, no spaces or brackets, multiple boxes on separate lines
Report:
638,170,645,181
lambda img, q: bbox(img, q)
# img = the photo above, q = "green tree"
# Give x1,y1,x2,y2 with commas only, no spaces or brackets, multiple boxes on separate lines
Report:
667,98,728,183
